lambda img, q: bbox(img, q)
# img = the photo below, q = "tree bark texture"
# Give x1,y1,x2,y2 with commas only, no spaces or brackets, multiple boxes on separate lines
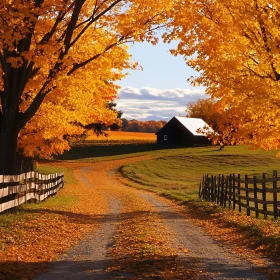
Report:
0,128,18,175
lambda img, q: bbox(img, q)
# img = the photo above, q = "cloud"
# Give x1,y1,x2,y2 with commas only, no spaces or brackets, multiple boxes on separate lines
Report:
116,86,207,121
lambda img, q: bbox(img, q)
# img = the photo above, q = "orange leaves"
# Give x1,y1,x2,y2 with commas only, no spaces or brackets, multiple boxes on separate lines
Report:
0,162,110,279
0,0,175,167
167,0,280,150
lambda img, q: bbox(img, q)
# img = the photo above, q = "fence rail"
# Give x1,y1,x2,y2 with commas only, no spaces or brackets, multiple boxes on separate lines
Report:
199,171,280,219
0,171,64,213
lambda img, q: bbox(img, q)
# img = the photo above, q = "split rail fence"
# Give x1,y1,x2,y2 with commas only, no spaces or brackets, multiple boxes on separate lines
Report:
199,171,280,219
0,171,64,213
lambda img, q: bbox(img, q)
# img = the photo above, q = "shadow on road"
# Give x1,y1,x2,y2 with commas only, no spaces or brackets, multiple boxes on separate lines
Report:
1,205,274,280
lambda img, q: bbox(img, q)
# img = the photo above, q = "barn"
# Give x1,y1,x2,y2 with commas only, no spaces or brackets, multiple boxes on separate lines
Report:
156,116,212,146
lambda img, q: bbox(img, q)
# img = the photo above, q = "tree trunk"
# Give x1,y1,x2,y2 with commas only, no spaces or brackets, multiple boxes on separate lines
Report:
0,128,19,175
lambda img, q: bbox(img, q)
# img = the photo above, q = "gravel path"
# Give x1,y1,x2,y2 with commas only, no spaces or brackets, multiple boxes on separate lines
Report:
33,159,275,280
34,168,121,280
140,192,270,280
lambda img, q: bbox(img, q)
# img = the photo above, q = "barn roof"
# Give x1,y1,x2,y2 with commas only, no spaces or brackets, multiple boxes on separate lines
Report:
174,117,213,136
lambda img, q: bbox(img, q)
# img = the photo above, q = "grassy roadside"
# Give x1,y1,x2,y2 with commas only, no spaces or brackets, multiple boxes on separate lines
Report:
119,145,280,261
120,145,280,201
1,138,280,278
0,165,77,241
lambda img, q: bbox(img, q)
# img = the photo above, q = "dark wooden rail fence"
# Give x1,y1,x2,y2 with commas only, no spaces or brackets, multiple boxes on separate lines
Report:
199,171,280,219
0,171,64,213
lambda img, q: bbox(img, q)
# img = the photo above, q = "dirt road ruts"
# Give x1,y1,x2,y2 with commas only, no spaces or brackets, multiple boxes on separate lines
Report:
34,158,275,279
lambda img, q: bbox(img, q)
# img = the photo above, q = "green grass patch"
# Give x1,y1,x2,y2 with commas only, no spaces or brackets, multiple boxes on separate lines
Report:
36,164,77,185
0,207,27,233
120,145,280,201
32,164,79,209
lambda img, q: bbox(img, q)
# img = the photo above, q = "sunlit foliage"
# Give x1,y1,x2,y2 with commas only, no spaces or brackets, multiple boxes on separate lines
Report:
0,0,173,173
166,0,280,151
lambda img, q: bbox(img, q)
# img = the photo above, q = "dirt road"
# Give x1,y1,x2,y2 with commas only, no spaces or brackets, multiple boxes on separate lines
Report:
34,158,277,280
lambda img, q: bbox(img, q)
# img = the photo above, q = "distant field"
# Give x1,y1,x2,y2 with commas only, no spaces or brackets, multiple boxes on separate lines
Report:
62,131,157,160
85,130,156,143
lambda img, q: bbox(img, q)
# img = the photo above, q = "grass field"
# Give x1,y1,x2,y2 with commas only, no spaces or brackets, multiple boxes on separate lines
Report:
61,134,280,207
118,144,280,251
119,145,280,202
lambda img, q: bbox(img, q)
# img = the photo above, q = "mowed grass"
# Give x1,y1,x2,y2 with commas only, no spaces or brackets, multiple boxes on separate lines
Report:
119,145,280,201
117,144,280,256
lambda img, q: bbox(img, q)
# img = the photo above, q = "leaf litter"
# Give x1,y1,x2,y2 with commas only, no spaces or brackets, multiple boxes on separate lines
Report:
0,156,279,279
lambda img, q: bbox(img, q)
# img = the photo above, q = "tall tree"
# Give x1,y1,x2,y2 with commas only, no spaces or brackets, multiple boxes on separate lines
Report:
166,0,280,152
186,98,239,146
0,0,172,174
186,98,220,130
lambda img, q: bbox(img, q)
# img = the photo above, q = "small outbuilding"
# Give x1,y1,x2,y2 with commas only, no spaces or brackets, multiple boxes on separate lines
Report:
156,116,213,146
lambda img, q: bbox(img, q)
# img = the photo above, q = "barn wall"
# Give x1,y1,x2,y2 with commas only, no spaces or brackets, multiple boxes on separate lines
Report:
194,135,211,145
156,117,210,146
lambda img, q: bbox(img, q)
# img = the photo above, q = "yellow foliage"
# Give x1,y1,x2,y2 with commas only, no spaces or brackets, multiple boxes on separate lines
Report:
167,0,280,150
0,0,174,162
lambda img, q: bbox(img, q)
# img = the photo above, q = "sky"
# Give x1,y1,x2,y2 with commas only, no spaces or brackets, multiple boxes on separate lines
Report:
116,40,207,121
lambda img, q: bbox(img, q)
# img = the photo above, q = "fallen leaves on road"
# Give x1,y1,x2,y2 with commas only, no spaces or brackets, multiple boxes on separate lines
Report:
108,184,201,279
1,156,279,280
0,162,108,280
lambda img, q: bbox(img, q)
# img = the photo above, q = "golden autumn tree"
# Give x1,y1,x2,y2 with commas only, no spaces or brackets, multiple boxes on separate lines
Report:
166,0,280,152
186,98,221,130
18,49,128,159
0,0,173,174
186,98,240,147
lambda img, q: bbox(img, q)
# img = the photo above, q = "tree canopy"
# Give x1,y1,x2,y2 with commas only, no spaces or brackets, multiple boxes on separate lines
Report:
166,0,280,151
0,0,173,173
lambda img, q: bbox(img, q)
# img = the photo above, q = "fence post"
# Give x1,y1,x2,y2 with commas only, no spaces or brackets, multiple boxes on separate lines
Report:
273,170,278,219
29,171,33,202
200,176,204,199
0,175,3,213
199,177,202,198
210,175,214,201
224,176,229,207
34,172,38,201
217,175,221,204
237,174,241,213
262,173,267,219
220,175,225,206
203,175,207,200
24,172,27,204
205,175,209,200
253,176,259,218
245,175,250,216
232,173,236,210
228,174,232,208
214,175,217,202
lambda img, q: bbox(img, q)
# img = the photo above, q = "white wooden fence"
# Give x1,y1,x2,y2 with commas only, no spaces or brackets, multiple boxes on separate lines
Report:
0,171,64,213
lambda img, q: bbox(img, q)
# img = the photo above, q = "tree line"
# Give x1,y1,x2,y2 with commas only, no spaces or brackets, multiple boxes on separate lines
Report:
120,119,167,133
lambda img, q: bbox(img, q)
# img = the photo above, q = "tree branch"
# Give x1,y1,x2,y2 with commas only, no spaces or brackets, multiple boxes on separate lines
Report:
67,33,130,76
69,0,123,49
